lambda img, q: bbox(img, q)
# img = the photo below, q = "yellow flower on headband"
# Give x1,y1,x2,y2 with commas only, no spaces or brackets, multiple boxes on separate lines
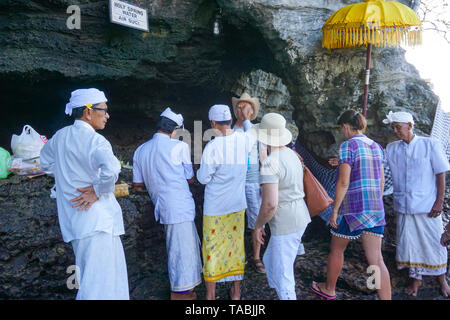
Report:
85,104,92,109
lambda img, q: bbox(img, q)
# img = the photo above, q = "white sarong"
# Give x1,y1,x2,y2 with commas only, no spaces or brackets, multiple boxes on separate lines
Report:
71,232,129,300
396,213,448,280
263,228,306,300
165,221,202,292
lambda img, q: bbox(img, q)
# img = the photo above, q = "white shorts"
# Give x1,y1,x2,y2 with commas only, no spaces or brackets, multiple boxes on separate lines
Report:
245,182,262,230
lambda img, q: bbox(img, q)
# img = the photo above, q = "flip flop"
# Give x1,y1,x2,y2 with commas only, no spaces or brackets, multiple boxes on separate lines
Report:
310,281,337,300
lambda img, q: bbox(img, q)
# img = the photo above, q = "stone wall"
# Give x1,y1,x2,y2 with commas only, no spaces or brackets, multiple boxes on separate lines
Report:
0,0,439,159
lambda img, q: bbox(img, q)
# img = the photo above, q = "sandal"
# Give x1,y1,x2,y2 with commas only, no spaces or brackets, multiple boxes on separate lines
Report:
310,281,337,300
252,259,266,274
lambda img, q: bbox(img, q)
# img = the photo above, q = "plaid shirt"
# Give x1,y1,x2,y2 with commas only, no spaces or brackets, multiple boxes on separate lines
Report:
338,135,386,232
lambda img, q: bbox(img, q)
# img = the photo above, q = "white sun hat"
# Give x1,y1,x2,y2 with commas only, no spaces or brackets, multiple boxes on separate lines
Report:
249,113,292,147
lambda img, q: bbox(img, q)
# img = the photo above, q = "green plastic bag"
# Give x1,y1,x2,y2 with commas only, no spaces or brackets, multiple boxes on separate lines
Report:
0,147,12,179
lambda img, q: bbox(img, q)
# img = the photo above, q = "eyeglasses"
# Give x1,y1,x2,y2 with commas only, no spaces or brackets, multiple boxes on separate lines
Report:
91,107,109,115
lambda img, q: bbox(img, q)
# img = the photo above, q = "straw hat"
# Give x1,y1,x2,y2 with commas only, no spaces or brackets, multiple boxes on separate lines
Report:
249,113,292,147
231,93,260,121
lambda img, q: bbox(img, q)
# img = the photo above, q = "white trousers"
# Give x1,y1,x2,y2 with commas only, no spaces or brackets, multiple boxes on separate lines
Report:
71,232,129,300
263,228,306,300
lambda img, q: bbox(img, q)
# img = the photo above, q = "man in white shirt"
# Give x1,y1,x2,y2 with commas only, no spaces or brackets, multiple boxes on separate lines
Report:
384,111,450,297
132,108,202,300
197,104,254,300
40,88,129,300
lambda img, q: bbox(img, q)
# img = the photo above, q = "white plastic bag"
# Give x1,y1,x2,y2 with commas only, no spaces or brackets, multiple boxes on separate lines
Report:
11,125,47,164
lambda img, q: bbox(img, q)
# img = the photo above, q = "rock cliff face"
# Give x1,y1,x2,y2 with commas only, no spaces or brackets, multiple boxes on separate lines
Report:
0,0,438,158
218,0,437,158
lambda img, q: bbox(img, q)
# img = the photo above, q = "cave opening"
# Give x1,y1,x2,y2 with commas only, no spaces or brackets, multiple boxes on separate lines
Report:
0,14,279,162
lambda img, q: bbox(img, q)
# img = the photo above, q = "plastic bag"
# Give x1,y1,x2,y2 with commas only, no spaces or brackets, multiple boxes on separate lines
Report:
11,125,47,164
0,147,12,179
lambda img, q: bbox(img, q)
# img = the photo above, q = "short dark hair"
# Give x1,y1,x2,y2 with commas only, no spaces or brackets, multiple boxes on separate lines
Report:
213,119,232,126
156,116,178,134
337,109,367,131
72,106,86,119
71,103,104,119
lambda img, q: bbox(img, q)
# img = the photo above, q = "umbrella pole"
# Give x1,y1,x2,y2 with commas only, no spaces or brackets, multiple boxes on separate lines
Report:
362,43,372,117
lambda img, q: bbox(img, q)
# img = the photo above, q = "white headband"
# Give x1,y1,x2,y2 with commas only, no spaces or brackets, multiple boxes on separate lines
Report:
382,111,414,125
65,88,107,116
161,107,184,127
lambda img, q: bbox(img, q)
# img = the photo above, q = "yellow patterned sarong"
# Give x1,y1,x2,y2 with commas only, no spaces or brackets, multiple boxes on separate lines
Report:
202,210,246,282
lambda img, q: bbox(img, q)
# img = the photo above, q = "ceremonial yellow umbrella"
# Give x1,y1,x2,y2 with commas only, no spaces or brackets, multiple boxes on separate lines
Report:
322,0,422,116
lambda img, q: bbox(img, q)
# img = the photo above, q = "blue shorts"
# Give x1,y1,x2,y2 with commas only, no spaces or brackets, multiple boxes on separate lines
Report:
330,216,384,240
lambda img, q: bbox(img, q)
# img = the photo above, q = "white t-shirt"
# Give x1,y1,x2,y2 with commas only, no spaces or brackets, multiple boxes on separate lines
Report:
40,120,124,243
386,135,450,214
260,147,311,235
133,133,196,224
197,131,255,216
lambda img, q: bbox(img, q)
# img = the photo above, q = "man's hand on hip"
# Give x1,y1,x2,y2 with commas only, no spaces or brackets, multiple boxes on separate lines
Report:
70,186,99,211
428,200,443,218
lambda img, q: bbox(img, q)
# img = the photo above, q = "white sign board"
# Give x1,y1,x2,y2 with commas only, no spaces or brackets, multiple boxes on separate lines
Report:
109,0,149,32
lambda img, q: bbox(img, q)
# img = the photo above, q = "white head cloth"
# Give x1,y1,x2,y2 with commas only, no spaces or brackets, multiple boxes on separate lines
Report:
160,107,184,127
382,111,414,125
208,104,231,121
65,88,108,116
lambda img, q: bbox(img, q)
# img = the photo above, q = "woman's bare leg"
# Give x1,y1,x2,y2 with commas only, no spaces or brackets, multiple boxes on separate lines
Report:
361,233,391,300
314,235,351,297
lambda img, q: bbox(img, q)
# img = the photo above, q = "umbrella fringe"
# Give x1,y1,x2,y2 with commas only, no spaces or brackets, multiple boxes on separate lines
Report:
322,25,422,49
